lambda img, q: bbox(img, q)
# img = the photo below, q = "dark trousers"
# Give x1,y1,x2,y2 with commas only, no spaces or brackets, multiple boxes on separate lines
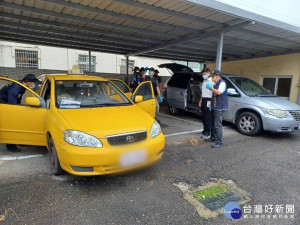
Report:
155,96,160,122
211,110,224,145
201,98,213,136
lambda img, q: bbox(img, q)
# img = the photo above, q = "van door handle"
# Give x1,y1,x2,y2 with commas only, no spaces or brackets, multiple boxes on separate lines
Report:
180,93,184,95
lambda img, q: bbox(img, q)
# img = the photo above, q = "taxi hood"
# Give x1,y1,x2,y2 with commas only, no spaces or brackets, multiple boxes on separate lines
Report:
58,105,154,138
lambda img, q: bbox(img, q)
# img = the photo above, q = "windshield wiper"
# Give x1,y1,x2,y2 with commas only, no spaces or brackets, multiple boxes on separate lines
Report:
81,103,130,107
253,92,275,97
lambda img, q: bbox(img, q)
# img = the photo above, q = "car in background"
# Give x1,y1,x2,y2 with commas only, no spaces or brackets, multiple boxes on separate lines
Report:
160,63,300,136
0,67,164,176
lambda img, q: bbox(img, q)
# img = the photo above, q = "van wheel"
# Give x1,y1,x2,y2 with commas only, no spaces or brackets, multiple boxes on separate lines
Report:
48,137,63,175
168,105,181,115
236,112,262,136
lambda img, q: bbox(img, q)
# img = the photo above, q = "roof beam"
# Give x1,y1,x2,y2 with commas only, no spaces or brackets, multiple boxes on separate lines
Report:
237,28,300,46
0,21,152,49
142,53,209,62
224,49,300,61
159,48,216,59
168,46,239,58
0,28,135,52
187,41,255,55
176,42,249,56
41,0,198,34
0,12,160,45
112,0,223,28
0,34,129,55
114,0,300,45
185,0,300,34
127,21,254,56
0,1,179,39
221,35,289,51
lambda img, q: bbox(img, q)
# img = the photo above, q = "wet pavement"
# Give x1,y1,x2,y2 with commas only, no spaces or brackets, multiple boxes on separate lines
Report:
0,105,299,225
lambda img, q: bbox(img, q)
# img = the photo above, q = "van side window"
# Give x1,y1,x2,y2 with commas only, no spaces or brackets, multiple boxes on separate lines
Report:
168,73,192,89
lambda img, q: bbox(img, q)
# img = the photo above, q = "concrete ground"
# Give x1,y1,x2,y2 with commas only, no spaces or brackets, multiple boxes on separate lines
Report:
0,105,299,225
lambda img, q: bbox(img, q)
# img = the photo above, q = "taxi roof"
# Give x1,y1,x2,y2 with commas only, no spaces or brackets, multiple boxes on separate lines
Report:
42,74,108,81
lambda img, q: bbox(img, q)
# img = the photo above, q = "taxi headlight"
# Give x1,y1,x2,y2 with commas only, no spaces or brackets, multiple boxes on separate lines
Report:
151,121,161,138
266,109,287,118
64,130,102,148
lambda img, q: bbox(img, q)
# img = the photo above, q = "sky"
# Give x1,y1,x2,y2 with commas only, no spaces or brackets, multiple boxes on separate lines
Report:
216,0,300,27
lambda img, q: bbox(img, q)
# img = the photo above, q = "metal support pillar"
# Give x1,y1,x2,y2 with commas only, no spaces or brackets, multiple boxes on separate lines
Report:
125,56,129,84
88,50,92,72
216,32,224,71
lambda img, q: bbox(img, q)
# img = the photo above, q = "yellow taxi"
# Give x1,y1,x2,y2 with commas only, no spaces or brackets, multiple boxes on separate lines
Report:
0,70,165,176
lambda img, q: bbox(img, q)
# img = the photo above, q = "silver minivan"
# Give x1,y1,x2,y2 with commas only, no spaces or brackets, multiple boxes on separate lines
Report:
160,63,300,136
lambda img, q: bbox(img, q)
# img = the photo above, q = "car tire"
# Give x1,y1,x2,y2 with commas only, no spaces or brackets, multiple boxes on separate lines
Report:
168,105,181,115
48,137,63,175
236,112,262,136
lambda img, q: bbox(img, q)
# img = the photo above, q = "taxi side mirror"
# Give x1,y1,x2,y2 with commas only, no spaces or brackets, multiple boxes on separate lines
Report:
26,97,41,107
134,95,143,103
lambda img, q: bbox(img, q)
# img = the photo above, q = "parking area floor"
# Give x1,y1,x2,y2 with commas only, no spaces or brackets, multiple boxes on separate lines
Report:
0,105,299,224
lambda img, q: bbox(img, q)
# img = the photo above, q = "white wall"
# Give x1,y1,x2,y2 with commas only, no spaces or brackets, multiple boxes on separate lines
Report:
0,41,172,76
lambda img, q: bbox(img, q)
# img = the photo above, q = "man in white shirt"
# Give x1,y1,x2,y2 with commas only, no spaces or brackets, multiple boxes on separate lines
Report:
198,68,213,139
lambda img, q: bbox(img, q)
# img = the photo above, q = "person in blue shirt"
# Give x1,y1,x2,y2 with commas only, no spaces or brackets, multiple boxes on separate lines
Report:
0,74,40,152
130,66,140,92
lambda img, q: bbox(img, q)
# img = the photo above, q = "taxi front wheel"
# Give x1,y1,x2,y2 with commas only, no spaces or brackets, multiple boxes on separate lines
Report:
48,137,63,175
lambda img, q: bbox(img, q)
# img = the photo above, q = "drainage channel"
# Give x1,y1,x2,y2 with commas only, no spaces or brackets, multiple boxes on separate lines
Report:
174,179,251,219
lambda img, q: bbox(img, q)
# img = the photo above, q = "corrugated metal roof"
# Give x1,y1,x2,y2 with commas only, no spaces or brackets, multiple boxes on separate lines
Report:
1,0,300,62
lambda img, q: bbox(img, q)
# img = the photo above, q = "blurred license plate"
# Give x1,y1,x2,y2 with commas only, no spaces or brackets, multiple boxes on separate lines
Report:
120,150,147,167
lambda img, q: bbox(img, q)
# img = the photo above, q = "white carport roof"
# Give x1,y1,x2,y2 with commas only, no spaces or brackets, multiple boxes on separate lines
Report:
1,0,300,62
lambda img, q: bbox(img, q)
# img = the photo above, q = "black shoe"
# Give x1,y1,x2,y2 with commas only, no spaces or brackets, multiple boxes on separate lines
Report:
7,146,21,152
211,144,223,148
205,138,215,142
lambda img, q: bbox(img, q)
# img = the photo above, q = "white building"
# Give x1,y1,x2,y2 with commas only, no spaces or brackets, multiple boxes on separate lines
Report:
0,41,203,76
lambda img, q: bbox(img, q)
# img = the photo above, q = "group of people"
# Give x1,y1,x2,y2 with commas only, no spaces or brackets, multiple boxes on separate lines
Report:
198,68,228,148
130,66,163,122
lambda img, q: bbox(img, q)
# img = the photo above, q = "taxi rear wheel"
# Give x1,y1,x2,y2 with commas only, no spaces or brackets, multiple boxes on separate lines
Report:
48,137,63,175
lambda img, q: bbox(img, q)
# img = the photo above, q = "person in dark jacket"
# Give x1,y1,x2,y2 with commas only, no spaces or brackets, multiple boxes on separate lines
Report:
130,66,140,92
146,68,163,122
205,70,228,148
138,67,146,84
0,74,40,152
153,69,161,85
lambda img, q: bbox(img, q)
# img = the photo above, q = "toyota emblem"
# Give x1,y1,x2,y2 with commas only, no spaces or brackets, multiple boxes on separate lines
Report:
126,136,134,143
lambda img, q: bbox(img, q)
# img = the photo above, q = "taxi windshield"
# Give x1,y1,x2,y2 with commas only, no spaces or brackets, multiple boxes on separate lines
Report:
55,80,131,108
